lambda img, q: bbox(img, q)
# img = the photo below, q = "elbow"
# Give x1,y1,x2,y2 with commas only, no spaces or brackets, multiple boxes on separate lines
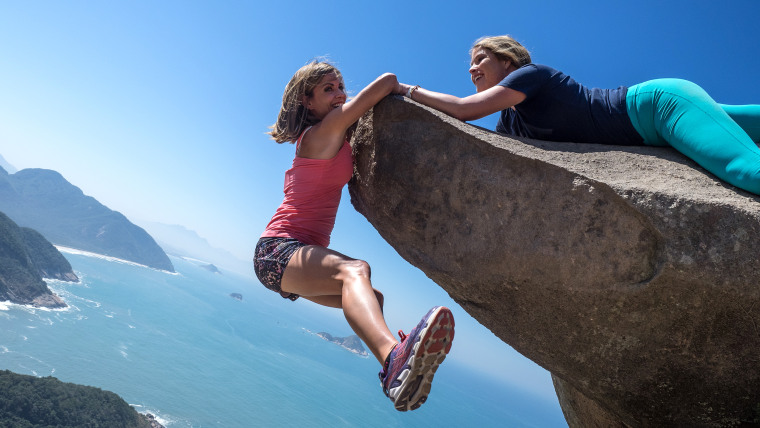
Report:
453,112,474,121
451,107,480,122
453,102,494,122
378,73,398,89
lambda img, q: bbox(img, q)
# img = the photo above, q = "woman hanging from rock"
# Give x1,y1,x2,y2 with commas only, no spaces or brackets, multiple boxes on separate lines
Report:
255,60,455,411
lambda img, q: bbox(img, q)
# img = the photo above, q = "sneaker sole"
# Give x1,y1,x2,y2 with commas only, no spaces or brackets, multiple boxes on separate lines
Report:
393,306,455,411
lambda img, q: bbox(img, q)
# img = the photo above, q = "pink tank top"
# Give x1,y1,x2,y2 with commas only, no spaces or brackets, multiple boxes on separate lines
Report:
261,128,354,247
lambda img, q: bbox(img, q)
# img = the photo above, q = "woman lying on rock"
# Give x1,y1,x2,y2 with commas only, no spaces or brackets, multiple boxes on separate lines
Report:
397,35,760,195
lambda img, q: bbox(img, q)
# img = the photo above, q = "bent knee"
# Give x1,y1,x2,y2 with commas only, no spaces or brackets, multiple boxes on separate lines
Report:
725,157,760,194
337,259,371,280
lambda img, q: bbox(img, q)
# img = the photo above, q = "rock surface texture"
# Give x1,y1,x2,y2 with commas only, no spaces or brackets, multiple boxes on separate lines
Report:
348,96,760,427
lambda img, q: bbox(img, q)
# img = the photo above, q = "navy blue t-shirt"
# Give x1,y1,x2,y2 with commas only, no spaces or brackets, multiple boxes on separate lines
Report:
496,64,644,145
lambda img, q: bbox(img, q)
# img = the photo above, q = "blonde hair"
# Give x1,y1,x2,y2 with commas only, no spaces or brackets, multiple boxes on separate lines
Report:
470,35,532,68
268,60,344,144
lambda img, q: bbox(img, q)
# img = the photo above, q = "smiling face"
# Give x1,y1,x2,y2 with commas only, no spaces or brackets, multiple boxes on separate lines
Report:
302,72,346,120
469,48,512,93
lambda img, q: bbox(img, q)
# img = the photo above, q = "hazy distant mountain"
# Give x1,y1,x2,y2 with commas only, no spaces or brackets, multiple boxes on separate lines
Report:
137,221,251,276
0,154,17,174
0,167,174,272
0,211,74,308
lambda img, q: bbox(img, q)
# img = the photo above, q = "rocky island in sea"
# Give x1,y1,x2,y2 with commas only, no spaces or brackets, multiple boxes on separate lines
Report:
0,211,77,308
201,263,220,274
316,332,368,357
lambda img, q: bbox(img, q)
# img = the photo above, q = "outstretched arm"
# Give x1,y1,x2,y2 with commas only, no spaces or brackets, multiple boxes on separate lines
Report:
302,73,404,159
397,83,526,122
322,73,405,132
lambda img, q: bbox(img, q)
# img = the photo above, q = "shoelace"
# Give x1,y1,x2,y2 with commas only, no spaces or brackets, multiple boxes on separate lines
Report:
379,329,411,395
379,330,409,383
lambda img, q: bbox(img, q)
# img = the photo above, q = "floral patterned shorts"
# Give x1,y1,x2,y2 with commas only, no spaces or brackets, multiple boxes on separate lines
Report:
254,237,306,301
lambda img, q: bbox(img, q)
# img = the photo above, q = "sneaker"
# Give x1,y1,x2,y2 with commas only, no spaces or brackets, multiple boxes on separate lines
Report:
379,306,455,411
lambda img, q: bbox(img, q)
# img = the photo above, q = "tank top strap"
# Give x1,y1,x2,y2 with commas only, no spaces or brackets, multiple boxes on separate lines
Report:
295,126,313,156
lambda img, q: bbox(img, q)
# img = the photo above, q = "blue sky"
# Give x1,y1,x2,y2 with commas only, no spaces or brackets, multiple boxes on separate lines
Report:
2,0,760,418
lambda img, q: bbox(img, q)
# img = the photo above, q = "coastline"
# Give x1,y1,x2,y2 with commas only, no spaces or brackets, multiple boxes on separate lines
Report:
2,247,171,427
0,285,69,312
141,412,166,428
55,246,178,275
0,300,68,312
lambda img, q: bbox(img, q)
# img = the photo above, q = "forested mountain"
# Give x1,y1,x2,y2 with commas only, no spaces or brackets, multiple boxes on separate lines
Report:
0,211,73,308
21,227,79,283
0,166,174,272
0,370,162,427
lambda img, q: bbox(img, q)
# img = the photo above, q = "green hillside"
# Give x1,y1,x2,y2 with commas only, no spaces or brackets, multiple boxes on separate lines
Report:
0,370,159,428
0,212,69,308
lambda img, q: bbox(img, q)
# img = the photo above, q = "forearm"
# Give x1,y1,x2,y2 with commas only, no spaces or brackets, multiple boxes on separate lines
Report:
398,84,472,120
398,82,523,122
359,73,403,104
338,73,401,127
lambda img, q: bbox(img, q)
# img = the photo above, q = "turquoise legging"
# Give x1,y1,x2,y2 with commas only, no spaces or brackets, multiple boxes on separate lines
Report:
626,79,760,195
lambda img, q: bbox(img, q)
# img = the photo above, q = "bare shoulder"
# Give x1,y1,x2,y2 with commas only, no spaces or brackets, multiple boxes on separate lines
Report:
297,123,345,159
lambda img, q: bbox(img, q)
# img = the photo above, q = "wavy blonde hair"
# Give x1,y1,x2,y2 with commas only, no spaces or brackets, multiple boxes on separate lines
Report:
268,60,343,144
470,35,532,68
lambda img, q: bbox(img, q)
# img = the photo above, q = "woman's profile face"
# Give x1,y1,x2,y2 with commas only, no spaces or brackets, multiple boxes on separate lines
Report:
302,72,346,121
469,48,511,93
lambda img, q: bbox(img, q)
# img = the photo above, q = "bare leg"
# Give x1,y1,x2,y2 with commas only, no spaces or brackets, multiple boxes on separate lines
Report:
280,245,397,365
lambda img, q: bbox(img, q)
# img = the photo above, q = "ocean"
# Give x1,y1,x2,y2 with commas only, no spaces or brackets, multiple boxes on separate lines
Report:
0,252,567,427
